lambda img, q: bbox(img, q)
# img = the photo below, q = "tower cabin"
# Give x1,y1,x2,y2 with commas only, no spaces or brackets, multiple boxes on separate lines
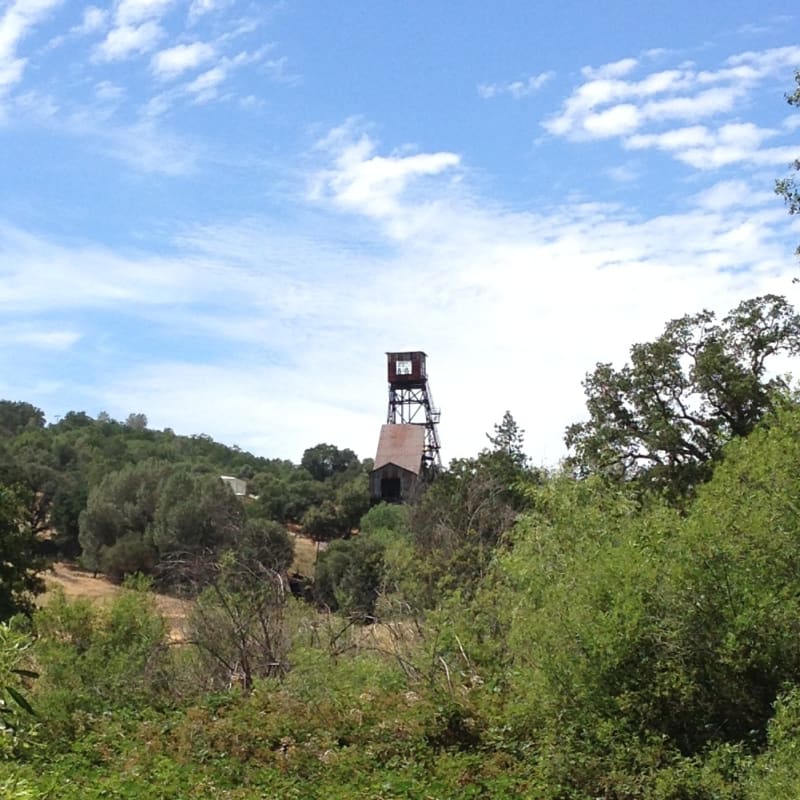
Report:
369,351,441,504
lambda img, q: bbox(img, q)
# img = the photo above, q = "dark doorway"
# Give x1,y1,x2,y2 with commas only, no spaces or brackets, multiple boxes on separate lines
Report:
380,477,402,502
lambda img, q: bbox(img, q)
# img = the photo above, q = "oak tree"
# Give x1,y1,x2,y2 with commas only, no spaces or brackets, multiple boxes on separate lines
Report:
566,295,800,499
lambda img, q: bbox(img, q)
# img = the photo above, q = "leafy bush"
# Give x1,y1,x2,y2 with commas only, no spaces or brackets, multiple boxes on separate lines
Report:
314,537,385,618
32,587,171,738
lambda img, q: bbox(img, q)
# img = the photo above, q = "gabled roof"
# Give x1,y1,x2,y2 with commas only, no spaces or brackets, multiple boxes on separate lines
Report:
373,424,425,475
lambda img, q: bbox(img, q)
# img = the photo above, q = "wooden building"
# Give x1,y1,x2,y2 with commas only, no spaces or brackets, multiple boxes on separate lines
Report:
369,423,425,502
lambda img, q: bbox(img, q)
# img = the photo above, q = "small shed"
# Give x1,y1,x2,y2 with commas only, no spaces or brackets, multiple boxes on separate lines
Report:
369,424,425,503
220,475,248,497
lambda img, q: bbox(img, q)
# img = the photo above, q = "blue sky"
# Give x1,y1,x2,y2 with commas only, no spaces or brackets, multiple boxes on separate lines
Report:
1,0,799,465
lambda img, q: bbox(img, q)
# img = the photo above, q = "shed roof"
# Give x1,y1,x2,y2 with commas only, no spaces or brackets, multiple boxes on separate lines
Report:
373,424,425,475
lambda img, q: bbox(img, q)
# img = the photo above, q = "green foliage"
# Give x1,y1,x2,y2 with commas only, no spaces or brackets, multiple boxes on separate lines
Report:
359,501,410,537
314,536,386,618
0,487,44,620
79,461,248,582
300,443,359,482
0,401,44,438
468,404,800,795
566,294,800,501
485,409,527,469
775,70,800,255
78,458,171,574
249,467,331,523
406,445,534,604
31,587,171,731
747,688,800,798
100,533,158,582
302,500,346,543
8,297,800,796
238,519,295,572
150,468,245,556
334,474,370,532
0,622,38,756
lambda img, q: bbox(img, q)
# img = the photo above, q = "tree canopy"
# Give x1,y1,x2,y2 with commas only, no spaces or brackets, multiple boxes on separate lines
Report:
0,487,44,620
566,294,800,499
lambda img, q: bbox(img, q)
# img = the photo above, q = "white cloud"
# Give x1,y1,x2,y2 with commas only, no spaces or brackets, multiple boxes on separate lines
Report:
188,0,231,22
95,80,124,102
783,114,800,132
72,5,107,35
581,57,638,80
691,179,772,212
98,119,200,174
624,122,790,169
0,0,62,96
94,20,163,61
181,49,270,102
115,0,174,26
310,123,461,227
0,57,25,92
151,41,215,79
13,88,58,119
544,45,800,142
478,71,554,99
0,325,81,350
0,220,226,320
583,103,641,137
185,64,226,101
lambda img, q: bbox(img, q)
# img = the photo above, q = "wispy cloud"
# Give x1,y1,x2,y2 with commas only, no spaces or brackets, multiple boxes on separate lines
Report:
92,0,177,62
71,5,108,35
0,324,82,350
115,0,175,26
544,45,800,155
478,71,554,99
185,63,226,99
625,122,797,169
310,120,461,231
151,41,215,78
94,20,163,61
188,0,232,24
0,0,63,96
581,57,638,80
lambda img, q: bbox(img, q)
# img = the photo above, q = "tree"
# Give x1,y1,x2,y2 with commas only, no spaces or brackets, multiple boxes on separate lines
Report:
775,70,800,255
150,469,245,556
302,500,346,545
300,443,359,482
566,295,800,500
0,401,44,438
408,454,523,602
486,410,527,469
238,519,294,573
125,413,148,431
78,459,171,574
0,487,44,620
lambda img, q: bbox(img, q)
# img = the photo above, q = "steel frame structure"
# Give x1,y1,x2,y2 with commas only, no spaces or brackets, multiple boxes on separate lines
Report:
387,381,442,471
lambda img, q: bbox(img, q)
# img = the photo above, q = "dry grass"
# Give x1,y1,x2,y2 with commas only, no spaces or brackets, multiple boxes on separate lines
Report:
290,532,319,577
40,529,322,642
42,562,190,641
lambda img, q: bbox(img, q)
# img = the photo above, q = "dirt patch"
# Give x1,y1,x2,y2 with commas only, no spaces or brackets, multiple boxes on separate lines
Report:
42,531,323,641
290,532,319,578
42,563,190,641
